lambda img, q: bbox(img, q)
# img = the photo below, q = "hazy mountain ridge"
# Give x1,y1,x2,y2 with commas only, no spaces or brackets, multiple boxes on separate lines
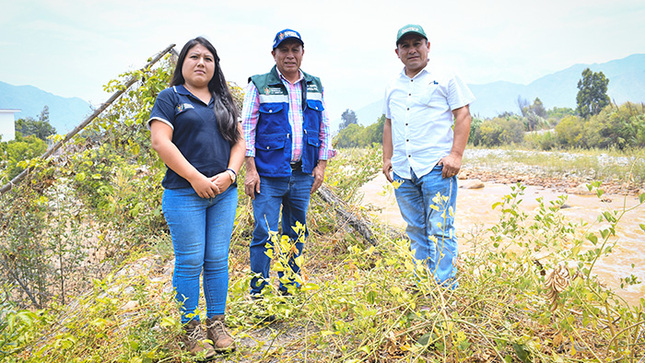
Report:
354,53,645,124
0,81,92,134
2,54,644,133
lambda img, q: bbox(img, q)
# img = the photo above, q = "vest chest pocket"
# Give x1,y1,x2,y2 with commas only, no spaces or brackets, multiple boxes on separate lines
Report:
256,133,287,151
259,103,284,115
306,99,324,111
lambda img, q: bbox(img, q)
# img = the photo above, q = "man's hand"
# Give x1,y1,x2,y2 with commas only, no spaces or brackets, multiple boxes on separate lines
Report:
244,168,261,199
438,153,462,179
244,157,261,199
311,160,327,194
382,158,394,183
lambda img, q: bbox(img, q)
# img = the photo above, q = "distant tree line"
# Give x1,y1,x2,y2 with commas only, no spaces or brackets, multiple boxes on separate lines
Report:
333,69,637,151
334,110,385,148
469,68,645,150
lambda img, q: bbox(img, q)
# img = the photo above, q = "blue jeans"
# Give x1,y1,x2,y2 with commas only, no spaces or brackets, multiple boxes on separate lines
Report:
249,171,315,295
162,186,238,323
393,165,458,287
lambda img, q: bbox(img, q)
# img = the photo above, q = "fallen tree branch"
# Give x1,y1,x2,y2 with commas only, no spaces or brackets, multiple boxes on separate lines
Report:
0,43,176,197
316,185,405,245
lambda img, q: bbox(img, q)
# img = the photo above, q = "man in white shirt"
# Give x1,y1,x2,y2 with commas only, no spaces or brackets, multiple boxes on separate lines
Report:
382,24,475,287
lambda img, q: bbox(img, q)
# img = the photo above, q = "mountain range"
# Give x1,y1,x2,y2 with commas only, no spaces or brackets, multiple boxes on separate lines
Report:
2,54,644,134
354,53,645,124
0,81,92,134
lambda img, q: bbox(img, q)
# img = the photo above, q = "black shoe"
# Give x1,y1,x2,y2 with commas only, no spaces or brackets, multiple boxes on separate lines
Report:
251,295,277,323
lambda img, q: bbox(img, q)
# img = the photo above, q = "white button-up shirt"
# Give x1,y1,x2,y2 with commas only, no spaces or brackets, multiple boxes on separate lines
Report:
384,64,475,179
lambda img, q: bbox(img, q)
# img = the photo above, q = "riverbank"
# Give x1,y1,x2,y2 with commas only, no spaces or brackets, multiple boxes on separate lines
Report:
358,150,645,305
461,148,645,196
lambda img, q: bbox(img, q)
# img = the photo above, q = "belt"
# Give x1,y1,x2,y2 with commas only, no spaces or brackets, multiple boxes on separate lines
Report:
290,160,302,171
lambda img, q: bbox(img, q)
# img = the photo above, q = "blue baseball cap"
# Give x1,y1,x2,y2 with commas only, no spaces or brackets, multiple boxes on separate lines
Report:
272,28,304,49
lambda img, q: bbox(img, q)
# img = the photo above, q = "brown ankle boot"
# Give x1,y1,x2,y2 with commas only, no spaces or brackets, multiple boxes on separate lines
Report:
205,315,236,351
183,320,216,359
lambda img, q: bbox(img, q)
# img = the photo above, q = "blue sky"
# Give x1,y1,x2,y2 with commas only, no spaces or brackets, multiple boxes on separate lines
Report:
1,0,644,124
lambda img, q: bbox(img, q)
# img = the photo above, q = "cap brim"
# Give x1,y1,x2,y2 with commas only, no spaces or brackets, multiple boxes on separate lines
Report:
274,37,304,49
396,31,427,45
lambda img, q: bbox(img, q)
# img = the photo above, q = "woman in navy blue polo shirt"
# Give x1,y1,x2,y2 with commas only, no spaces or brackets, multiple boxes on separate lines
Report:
148,37,243,356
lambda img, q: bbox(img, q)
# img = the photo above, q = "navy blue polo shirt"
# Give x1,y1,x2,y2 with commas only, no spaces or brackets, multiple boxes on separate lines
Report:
148,85,231,189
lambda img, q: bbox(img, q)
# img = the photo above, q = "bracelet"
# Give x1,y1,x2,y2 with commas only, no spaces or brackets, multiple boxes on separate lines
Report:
225,168,237,183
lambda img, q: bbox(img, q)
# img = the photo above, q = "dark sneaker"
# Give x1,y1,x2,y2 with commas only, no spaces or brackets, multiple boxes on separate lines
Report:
205,315,236,352
182,320,216,359
251,295,277,323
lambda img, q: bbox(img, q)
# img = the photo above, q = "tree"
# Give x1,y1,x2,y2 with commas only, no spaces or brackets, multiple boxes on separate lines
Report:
339,109,358,130
334,123,364,148
517,96,529,117
39,105,50,123
15,106,57,141
530,98,546,118
576,68,610,119
522,98,547,131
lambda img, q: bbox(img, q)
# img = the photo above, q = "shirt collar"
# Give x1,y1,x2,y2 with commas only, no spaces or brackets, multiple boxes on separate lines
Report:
173,84,213,105
276,67,304,84
174,84,191,95
399,63,431,80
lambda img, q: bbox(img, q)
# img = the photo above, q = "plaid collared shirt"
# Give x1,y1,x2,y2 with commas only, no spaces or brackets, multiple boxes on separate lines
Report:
242,69,334,162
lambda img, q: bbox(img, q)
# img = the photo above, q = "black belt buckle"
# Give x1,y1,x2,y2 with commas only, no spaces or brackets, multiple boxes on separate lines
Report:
290,160,302,171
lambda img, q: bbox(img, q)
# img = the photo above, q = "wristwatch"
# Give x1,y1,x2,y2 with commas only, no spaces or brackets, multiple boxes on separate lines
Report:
225,168,237,183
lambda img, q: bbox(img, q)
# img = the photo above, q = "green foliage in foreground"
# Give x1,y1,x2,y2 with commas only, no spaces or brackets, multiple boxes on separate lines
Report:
2,144,644,362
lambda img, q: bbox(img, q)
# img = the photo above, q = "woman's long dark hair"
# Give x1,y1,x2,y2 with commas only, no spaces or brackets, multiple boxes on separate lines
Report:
171,37,240,143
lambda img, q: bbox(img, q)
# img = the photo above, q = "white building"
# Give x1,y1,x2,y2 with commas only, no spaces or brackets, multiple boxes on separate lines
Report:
0,109,20,142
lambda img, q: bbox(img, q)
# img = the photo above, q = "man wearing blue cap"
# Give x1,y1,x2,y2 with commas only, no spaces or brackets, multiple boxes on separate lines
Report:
383,24,475,288
242,28,334,298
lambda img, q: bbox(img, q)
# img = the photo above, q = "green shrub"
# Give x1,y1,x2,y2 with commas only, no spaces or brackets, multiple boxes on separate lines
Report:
524,130,557,150
473,116,525,147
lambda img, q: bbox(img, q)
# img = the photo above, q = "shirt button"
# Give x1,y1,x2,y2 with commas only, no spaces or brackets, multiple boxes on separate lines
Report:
405,123,408,126
408,155,411,158
266,146,270,149
407,108,409,111
269,109,273,113
406,139,409,142
408,93,411,96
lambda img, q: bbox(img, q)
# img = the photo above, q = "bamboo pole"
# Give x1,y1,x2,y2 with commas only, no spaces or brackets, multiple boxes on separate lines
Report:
0,43,176,196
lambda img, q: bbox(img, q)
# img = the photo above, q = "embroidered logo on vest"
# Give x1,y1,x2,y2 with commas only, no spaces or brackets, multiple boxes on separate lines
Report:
263,86,284,95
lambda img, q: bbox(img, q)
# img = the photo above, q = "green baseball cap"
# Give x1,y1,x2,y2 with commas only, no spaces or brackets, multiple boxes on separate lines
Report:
396,24,427,45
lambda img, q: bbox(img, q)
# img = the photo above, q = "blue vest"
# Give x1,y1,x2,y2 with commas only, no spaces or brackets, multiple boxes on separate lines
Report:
250,66,324,177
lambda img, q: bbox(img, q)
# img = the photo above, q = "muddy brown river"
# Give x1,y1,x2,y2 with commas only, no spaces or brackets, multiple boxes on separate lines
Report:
359,173,645,305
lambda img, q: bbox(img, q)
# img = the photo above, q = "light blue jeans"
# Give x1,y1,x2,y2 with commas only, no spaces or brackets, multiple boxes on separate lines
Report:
393,165,458,287
162,186,237,323
249,171,315,296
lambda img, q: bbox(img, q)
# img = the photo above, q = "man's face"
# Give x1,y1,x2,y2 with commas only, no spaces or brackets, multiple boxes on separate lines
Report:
395,34,430,75
272,39,304,76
